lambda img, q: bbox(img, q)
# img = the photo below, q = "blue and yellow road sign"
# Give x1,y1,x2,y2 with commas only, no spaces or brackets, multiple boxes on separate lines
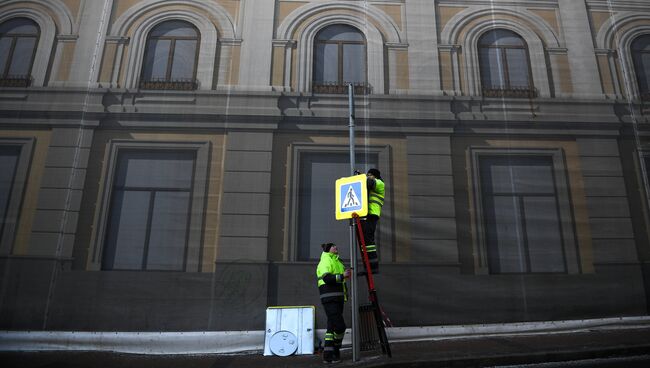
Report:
335,174,367,220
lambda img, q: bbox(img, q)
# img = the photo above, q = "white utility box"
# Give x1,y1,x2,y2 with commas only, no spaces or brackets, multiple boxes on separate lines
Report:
263,306,315,356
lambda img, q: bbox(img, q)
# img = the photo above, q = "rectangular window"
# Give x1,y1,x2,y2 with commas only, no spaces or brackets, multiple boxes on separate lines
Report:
643,155,650,205
101,150,196,271
473,151,578,274
297,152,377,261
0,37,11,74
0,140,33,255
0,146,21,242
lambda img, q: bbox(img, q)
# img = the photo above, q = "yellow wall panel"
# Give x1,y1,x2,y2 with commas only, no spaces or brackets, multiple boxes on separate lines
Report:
590,11,614,38
597,54,614,95
291,44,297,91
374,4,403,30
277,1,308,30
56,42,76,82
437,6,467,33
98,42,117,84
555,54,574,94
440,50,453,91
216,0,241,21
272,46,285,87
117,42,128,87
614,56,625,98
229,45,241,85
395,49,409,90
61,0,82,21
529,9,560,35
112,0,141,24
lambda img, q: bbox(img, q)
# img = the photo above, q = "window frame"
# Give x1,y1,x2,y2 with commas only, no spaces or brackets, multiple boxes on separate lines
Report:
138,20,201,91
0,17,40,87
312,25,369,94
478,29,536,98
470,148,579,275
0,138,34,255
89,140,210,272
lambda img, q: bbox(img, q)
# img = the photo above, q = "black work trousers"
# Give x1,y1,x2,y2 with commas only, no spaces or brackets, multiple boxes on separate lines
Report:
322,300,345,356
360,215,379,273
361,215,379,245
323,300,345,336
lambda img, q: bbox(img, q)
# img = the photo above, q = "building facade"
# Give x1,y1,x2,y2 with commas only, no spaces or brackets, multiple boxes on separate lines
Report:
1,0,650,332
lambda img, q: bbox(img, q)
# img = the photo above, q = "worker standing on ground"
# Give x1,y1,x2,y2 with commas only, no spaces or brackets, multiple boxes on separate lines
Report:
362,168,384,274
317,242,351,364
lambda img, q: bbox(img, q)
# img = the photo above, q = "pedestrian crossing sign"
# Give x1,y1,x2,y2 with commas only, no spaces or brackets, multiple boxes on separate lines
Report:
335,174,367,220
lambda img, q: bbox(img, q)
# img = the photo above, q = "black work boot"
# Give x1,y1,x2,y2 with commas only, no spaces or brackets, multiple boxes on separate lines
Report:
332,348,341,363
322,349,333,364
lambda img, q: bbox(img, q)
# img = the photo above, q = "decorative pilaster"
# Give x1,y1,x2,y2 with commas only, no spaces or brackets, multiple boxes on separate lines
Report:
238,0,275,91
404,0,442,95
557,0,603,98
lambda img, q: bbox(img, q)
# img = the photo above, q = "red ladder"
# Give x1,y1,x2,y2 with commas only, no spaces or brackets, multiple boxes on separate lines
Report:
353,214,392,357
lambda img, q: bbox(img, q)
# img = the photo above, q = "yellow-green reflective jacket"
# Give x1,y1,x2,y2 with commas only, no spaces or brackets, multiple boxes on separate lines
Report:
368,178,385,217
316,252,347,302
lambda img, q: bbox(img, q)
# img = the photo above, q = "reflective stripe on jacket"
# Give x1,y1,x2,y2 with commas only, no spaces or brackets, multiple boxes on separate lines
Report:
316,251,347,302
368,178,385,217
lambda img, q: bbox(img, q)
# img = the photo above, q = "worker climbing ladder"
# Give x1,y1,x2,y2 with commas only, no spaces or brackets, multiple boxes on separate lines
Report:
353,213,392,357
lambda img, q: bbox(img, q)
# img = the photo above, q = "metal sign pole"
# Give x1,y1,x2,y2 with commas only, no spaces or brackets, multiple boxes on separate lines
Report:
348,83,360,362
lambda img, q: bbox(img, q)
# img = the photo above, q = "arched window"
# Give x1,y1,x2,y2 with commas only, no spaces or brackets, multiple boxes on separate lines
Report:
0,18,39,87
312,25,368,94
632,34,650,100
139,20,199,90
478,29,535,98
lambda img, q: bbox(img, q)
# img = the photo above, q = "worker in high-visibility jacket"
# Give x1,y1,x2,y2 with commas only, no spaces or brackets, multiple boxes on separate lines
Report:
362,168,384,274
317,242,351,364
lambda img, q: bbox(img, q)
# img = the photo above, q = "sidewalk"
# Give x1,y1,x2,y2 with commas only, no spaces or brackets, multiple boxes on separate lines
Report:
2,321,650,368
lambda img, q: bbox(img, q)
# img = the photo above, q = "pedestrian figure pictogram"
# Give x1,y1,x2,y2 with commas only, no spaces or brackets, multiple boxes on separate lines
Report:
340,182,362,214
344,185,360,208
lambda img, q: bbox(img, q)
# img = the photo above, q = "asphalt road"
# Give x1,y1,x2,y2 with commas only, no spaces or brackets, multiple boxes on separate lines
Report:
490,355,650,368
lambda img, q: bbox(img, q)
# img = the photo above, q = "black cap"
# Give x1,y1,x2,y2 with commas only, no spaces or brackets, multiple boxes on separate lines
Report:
321,243,335,252
367,168,381,179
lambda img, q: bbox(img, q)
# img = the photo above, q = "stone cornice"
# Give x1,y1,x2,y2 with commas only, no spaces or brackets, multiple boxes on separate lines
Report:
0,88,646,129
